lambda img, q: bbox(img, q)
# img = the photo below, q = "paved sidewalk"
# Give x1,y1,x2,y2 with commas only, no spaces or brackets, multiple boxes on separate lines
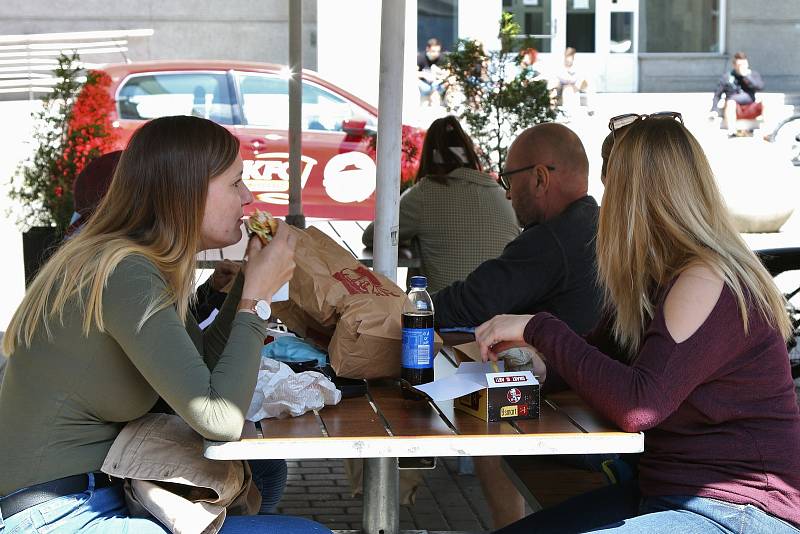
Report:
275,458,492,533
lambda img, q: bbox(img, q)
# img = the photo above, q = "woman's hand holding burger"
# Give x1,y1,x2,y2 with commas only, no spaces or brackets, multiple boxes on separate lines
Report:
241,211,296,303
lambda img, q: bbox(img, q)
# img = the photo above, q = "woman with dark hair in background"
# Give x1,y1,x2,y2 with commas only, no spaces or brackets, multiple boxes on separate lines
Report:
363,115,519,293
0,115,330,533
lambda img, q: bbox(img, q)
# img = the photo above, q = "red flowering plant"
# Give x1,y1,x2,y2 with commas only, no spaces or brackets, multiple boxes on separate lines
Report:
10,51,117,231
366,124,425,193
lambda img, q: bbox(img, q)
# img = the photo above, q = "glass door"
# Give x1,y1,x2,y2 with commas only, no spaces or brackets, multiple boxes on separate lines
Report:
596,0,638,91
503,0,565,64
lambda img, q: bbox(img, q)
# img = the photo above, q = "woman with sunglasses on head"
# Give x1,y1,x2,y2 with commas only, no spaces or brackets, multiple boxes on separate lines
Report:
477,113,800,533
0,116,331,533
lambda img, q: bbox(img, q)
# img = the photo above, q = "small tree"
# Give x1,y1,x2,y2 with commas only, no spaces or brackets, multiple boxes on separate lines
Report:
446,12,557,173
9,51,117,231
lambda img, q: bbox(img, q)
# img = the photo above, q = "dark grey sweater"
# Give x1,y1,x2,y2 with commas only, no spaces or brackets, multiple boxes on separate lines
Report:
433,195,601,335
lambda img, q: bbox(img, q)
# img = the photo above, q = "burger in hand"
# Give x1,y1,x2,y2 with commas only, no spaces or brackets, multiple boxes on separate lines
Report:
246,209,278,245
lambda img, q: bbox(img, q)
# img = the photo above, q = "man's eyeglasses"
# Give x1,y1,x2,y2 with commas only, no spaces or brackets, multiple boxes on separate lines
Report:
608,112,683,138
498,163,556,191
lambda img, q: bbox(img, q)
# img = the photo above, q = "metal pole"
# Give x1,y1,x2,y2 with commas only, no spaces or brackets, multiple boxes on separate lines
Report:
286,0,305,228
362,457,400,534
373,0,406,281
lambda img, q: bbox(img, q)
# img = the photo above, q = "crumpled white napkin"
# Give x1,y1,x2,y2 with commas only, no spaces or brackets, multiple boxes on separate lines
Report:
246,357,341,420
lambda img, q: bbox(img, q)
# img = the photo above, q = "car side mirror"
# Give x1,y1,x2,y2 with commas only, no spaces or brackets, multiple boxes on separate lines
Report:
342,118,376,138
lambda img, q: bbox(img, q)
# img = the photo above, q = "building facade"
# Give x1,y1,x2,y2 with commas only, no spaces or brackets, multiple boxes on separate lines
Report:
1,0,797,97
0,0,319,70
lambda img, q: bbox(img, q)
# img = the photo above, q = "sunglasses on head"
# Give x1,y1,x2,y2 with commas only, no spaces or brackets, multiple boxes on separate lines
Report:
608,112,683,138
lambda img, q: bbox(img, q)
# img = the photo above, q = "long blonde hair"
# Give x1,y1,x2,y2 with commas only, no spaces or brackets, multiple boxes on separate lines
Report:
4,115,240,355
597,117,790,359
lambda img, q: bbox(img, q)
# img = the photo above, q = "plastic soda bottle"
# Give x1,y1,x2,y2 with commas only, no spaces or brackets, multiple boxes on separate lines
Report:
401,276,435,399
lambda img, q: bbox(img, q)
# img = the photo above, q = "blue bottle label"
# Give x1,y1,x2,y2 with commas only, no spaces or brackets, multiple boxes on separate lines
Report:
401,327,435,369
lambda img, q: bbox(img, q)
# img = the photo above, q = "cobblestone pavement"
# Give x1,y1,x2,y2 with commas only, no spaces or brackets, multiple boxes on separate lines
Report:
275,458,492,533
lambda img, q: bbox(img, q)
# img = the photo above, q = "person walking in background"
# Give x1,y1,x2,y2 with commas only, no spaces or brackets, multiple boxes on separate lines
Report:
710,51,765,137
363,115,518,293
477,113,800,533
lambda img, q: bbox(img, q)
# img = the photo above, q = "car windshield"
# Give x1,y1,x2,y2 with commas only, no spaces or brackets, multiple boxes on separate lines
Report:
118,72,234,125
237,73,371,131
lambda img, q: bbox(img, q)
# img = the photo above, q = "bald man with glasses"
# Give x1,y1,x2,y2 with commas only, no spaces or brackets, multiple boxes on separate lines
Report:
432,123,603,528
433,122,601,335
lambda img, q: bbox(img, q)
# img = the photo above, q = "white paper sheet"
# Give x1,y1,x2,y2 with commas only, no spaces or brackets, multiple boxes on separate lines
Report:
272,282,290,302
414,361,504,401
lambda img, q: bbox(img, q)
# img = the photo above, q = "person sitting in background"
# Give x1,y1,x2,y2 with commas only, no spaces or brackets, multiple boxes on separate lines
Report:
417,38,449,107
710,51,765,137
0,116,329,533
362,115,518,294
477,113,800,533
555,47,592,115
515,47,556,104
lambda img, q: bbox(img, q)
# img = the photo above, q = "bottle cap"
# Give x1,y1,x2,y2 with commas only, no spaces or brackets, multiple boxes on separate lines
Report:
409,276,427,288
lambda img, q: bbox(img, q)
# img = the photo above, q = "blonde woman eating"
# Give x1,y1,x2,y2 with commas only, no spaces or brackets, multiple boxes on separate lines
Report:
476,114,800,533
0,116,331,533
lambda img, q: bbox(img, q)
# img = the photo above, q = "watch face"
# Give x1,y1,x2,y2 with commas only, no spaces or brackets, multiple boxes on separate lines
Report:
254,300,271,320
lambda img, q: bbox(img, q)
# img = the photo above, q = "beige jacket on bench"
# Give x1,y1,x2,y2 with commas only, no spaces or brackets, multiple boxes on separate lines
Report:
102,413,260,534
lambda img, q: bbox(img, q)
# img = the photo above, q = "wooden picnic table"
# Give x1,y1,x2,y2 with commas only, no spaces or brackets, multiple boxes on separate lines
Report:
204,354,643,534
196,220,420,269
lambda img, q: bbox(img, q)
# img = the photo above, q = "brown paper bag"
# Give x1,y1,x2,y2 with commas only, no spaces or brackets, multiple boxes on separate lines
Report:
329,293,406,379
273,226,441,379
274,226,402,327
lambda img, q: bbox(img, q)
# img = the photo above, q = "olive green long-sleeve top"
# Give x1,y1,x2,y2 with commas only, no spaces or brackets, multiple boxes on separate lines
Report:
0,255,265,496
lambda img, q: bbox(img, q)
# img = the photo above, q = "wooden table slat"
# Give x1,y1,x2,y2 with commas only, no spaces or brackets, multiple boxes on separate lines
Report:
258,412,324,439
511,400,593,435
544,391,620,434
241,421,261,439
317,394,390,438
443,401,520,436
367,384,455,437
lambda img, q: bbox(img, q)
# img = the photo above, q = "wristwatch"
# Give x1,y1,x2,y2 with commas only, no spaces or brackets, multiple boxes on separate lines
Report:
239,298,271,321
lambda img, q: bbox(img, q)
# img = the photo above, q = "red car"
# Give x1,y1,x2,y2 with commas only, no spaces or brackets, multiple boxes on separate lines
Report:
98,60,412,220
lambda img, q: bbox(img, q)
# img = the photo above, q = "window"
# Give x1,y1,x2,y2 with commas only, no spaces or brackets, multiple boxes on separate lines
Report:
237,73,369,132
117,72,233,124
504,0,554,53
237,74,289,129
610,12,633,54
418,0,458,53
566,0,596,53
640,0,721,53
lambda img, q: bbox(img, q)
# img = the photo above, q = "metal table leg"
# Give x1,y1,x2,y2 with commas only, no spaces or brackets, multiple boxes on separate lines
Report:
362,457,399,534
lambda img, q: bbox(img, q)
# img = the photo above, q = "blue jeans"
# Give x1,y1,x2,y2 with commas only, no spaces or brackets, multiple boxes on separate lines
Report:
494,479,800,534
248,459,287,514
418,78,445,97
0,473,331,533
